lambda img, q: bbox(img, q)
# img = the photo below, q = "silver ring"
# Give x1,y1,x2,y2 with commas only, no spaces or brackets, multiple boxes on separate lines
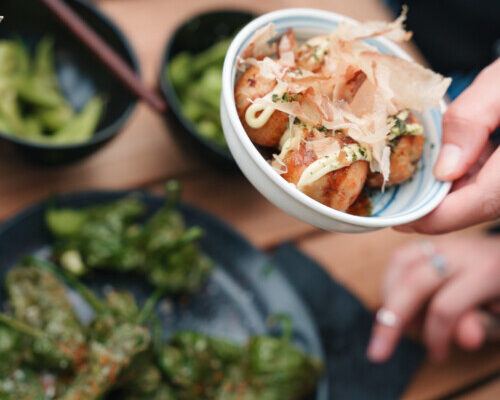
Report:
430,253,448,277
419,240,448,277
376,308,402,328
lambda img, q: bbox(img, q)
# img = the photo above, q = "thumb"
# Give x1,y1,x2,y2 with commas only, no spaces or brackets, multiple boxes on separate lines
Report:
434,59,500,181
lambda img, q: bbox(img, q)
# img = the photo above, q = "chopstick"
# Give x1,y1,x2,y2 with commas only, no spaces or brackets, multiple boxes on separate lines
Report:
38,0,167,114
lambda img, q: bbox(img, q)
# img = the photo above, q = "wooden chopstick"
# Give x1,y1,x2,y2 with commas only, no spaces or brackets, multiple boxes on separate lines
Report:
38,0,167,114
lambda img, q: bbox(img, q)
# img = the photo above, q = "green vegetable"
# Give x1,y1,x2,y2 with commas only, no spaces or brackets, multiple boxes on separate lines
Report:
38,104,75,131
60,324,151,400
387,109,423,141
0,325,23,375
48,187,213,294
5,264,87,370
0,37,104,145
157,330,322,400
168,38,232,147
0,186,322,398
48,96,105,145
159,331,243,399
169,52,193,90
0,312,80,372
0,366,46,400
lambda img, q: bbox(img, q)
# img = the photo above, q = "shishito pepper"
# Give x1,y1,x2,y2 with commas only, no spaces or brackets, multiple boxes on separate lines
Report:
47,184,213,294
0,365,46,400
157,330,323,400
5,264,88,370
60,323,151,400
159,331,243,399
216,334,323,400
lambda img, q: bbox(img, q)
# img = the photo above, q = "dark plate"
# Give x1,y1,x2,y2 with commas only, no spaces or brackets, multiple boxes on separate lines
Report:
159,9,255,169
0,0,139,165
0,190,328,400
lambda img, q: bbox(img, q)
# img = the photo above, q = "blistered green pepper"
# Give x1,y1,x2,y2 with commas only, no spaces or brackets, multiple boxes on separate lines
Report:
217,335,323,400
48,187,213,294
0,366,46,400
4,266,87,369
60,323,151,400
159,331,243,399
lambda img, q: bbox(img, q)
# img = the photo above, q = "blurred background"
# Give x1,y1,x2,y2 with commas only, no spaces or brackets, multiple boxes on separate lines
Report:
0,0,499,399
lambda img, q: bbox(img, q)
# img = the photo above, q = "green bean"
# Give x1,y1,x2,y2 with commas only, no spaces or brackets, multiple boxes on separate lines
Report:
49,96,105,145
169,51,193,90
191,39,231,74
0,37,104,144
38,104,75,131
168,38,231,147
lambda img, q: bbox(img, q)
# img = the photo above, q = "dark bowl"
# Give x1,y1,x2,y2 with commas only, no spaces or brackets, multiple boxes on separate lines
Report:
159,9,255,169
0,0,139,165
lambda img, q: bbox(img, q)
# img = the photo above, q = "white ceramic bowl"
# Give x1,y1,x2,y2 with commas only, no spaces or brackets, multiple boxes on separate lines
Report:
221,8,451,233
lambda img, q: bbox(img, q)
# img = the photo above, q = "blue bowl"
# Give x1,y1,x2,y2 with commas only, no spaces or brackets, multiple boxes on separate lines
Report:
221,9,452,233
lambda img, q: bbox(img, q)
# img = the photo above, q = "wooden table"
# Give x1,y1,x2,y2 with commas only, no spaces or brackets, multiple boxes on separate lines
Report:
2,0,499,398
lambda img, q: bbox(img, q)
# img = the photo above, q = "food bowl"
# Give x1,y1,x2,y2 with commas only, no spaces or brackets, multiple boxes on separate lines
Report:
0,0,139,165
159,9,255,169
221,8,451,233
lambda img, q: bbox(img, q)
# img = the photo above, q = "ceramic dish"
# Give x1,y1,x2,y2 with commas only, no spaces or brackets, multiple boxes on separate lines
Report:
221,8,451,233
0,190,328,400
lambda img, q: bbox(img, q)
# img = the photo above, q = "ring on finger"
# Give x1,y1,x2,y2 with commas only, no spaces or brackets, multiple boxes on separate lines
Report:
376,308,402,328
430,253,448,277
418,240,449,277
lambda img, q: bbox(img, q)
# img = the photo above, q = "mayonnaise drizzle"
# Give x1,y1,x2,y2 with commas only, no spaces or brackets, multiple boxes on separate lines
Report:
245,104,276,128
297,143,369,188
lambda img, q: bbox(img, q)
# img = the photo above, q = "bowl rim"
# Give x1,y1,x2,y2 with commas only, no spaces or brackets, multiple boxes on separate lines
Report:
0,0,140,151
222,7,452,229
158,8,257,163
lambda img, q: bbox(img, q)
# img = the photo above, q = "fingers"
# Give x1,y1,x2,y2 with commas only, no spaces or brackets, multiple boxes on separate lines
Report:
424,263,500,361
370,237,500,363
367,319,402,363
455,311,486,351
368,245,448,362
434,59,500,181
397,147,500,234
451,141,495,191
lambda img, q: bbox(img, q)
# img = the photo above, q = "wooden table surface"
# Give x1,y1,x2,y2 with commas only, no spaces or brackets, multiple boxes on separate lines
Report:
2,0,499,398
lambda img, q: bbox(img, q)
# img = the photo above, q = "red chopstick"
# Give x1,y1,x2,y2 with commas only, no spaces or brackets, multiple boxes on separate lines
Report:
38,0,167,113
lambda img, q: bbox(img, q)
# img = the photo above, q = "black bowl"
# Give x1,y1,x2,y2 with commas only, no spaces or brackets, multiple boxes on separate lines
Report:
0,0,139,165
159,9,255,169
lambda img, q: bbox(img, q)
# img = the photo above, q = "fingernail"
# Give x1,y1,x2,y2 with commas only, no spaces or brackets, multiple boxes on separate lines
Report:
367,336,388,362
434,144,462,180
